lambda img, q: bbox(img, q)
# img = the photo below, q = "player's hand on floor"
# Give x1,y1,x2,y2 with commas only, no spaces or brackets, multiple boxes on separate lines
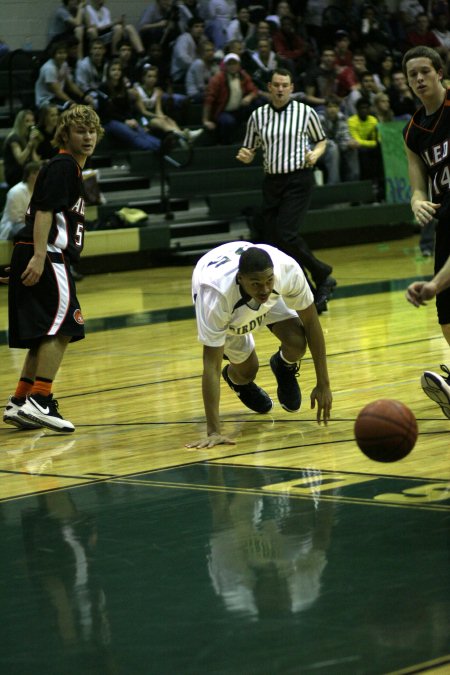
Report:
186,432,236,449
310,386,332,425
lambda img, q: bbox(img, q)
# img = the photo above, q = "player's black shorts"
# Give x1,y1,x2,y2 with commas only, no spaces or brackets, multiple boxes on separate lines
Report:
8,242,85,349
435,220,450,325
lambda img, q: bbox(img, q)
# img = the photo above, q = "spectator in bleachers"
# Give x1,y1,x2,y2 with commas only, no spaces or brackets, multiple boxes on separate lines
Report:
3,110,41,189
223,38,245,58
145,42,172,89
65,34,83,73
372,50,395,91
227,7,255,44
398,0,426,35
304,0,329,48
272,15,307,75
116,39,142,87
303,46,340,107
206,0,237,50
75,38,107,106
386,69,417,119
48,0,86,60
334,30,353,68
359,3,394,70
324,0,361,43
348,97,384,198
171,18,206,83
139,0,180,53
84,0,146,56
141,39,191,123
429,0,449,16
335,51,368,98
343,70,379,116
317,96,359,183
242,37,290,100
265,0,293,29
134,64,204,142
35,41,94,109
186,40,220,102
178,0,205,33
432,9,450,50
35,104,60,160
406,12,442,49
245,19,272,50
373,91,394,123
202,52,258,144
97,59,161,150
242,2,268,27
0,162,41,241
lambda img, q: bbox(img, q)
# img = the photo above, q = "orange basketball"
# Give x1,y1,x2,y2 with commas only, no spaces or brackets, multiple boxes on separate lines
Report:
354,399,418,462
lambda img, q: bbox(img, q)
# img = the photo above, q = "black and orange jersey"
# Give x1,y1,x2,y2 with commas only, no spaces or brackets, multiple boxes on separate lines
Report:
403,87,450,221
22,152,86,263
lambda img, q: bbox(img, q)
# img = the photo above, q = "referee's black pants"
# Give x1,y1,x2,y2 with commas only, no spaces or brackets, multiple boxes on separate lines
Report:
260,169,332,286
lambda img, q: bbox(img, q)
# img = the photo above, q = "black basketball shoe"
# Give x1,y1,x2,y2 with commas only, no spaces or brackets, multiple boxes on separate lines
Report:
222,365,273,413
270,350,301,412
19,394,75,433
421,364,450,419
315,275,337,313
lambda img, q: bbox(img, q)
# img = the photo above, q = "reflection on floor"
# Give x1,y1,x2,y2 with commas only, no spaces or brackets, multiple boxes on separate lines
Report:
1,463,449,675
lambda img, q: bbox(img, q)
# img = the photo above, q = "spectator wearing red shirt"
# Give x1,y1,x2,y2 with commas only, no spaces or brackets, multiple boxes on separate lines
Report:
335,52,367,98
202,53,259,144
272,15,306,74
334,30,353,68
407,12,441,49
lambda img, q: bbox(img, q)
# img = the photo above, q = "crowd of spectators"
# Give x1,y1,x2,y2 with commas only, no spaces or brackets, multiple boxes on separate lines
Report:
2,0,450,215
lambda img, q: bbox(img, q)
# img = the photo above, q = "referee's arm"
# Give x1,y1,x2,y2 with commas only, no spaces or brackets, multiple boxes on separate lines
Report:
305,137,327,168
236,114,258,164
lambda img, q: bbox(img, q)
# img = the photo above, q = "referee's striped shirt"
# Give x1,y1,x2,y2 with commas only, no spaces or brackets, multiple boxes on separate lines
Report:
243,100,326,175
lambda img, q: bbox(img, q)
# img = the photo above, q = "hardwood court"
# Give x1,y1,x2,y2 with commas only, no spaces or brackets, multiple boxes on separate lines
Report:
0,236,449,675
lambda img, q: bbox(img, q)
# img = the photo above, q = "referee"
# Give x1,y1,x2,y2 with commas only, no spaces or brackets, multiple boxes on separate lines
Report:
237,68,336,312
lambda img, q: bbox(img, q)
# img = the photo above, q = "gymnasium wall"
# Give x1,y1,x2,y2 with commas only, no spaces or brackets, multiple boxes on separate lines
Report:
0,0,147,51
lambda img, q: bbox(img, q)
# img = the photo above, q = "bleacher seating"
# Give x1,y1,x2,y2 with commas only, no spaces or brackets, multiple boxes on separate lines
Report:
0,50,40,123
0,139,415,273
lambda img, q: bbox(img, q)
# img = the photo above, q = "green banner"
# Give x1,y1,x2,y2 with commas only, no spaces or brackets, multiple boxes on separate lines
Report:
378,121,411,204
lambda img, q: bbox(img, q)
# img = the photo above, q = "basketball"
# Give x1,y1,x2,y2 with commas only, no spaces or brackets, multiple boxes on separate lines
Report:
354,399,418,462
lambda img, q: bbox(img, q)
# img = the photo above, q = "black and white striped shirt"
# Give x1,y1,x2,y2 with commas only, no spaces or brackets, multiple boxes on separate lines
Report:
243,100,326,174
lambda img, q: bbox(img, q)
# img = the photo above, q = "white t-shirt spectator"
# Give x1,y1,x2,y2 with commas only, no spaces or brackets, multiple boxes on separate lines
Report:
0,181,32,240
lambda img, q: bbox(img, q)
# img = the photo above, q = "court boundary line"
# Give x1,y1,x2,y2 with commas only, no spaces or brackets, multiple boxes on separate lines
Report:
0,460,448,505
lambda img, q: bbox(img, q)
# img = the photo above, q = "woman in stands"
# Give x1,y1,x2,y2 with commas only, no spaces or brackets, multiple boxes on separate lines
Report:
97,59,161,151
134,64,203,143
35,104,60,160
373,91,394,122
372,50,395,91
3,110,41,188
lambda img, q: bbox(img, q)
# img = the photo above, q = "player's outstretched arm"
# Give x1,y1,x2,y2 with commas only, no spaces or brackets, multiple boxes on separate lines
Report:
299,303,332,424
185,345,236,448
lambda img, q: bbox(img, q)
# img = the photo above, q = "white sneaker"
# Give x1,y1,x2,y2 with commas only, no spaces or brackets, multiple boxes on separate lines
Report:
19,394,75,433
186,128,204,143
3,396,41,430
421,365,450,419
